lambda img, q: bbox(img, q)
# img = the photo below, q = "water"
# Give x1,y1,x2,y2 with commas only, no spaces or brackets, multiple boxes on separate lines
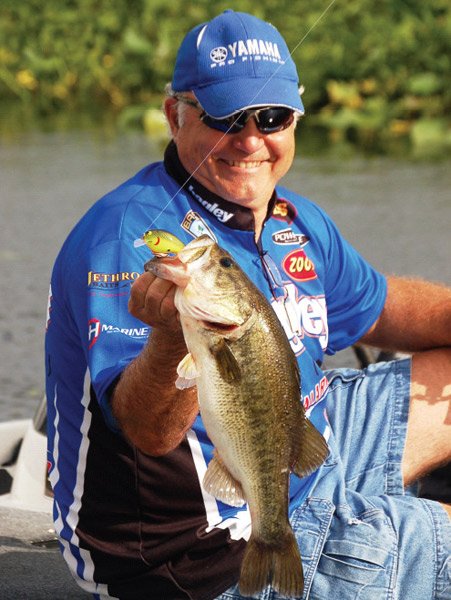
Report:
1,130,450,421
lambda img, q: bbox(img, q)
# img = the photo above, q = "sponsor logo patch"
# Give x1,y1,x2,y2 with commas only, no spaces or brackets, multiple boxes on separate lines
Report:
188,185,234,223
272,228,309,247
88,318,149,349
272,199,297,224
270,286,328,356
304,376,329,410
182,210,217,241
87,271,140,290
209,39,283,67
282,249,317,282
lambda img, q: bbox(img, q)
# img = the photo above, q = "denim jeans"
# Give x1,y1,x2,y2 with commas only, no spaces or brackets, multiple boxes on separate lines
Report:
216,359,451,600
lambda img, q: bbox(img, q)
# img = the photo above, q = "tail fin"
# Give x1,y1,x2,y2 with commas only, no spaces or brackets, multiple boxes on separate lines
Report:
239,530,304,598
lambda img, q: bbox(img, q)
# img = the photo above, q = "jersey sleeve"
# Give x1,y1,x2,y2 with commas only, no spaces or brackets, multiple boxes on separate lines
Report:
85,240,150,422
48,213,152,431
85,239,151,428
317,208,387,354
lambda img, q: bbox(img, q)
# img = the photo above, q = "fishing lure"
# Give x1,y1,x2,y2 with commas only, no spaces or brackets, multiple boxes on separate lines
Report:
134,229,185,257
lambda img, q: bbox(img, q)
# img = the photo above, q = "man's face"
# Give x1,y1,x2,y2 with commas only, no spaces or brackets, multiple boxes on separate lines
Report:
165,96,296,213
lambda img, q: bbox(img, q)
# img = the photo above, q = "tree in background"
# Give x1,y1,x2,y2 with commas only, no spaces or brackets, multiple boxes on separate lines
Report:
1,0,450,156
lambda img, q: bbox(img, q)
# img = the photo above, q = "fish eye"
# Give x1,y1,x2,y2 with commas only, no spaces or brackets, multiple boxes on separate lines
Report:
219,257,234,268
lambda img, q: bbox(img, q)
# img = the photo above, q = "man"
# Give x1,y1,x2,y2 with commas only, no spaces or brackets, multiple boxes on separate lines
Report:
45,10,451,600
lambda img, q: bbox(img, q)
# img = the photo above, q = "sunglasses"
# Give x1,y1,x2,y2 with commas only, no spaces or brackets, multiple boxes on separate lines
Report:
174,95,296,135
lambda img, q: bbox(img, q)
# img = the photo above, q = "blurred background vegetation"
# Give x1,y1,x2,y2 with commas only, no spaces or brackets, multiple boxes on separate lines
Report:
1,0,450,157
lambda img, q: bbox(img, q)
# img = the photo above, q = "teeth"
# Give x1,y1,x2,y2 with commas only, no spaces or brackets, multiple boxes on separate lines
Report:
226,160,261,169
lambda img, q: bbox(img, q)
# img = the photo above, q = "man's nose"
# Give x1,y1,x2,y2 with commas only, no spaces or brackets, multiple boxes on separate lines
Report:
231,118,265,152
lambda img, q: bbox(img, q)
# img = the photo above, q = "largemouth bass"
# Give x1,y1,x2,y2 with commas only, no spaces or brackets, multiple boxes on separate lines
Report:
145,235,328,597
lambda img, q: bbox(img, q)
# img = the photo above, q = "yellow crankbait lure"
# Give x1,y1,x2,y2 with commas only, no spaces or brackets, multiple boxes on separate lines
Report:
134,229,185,257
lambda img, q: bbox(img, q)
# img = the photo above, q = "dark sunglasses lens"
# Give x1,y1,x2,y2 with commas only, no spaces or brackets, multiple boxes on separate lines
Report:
202,107,294,134
258,108,294,132
202,114,240,133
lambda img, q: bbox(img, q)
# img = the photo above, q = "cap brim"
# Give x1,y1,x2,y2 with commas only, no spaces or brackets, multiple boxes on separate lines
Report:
194,77,304,118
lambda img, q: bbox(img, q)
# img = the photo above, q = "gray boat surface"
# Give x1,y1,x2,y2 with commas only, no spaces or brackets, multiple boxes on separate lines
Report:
0,398,90,599
1,374,448,599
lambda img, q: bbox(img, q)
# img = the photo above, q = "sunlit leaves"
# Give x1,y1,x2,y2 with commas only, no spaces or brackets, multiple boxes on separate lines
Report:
0,0,449,155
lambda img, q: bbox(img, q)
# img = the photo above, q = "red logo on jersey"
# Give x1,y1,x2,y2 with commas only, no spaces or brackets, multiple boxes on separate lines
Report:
88,318,101,349
282,249,317,282
272,199,297,224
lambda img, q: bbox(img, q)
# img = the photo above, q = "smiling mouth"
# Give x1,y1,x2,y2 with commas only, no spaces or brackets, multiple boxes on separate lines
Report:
223,159,264,169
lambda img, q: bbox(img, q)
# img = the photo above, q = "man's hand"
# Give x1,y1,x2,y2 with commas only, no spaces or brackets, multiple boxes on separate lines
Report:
128,271,180,331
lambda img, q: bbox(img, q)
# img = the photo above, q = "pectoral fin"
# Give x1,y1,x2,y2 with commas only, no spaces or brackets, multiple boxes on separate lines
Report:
175,353,198,389
209,339,241,383
203,451,246,507
291,416,329,478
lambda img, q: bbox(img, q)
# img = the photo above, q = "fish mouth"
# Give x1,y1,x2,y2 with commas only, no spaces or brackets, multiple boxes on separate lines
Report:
179,300,243,332
145,255,190,286
145,237,214,286
199,309,257,337
201,320,240,333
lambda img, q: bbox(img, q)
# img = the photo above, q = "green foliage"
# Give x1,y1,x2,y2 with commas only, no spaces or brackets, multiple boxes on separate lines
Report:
1,0,450,156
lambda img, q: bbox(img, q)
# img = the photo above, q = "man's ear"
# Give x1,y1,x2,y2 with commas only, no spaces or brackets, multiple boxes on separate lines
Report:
164,97,179,136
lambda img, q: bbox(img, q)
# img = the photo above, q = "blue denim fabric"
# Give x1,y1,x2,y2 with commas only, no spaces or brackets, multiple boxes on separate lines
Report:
216,358,451,600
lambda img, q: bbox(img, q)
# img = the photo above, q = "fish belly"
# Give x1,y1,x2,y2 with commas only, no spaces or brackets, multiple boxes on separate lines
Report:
196,359,290,529
183,320,307,596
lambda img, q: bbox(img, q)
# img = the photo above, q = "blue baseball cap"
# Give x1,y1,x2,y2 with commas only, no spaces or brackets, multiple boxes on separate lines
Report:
172,10,304,118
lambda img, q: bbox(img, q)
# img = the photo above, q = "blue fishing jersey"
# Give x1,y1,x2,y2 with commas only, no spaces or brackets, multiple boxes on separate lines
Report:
45,142,386,599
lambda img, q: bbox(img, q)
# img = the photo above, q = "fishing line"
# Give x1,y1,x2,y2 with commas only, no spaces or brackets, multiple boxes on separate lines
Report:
144,0,338,232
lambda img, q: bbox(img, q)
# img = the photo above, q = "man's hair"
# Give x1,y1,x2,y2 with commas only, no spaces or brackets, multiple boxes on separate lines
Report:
164,82,190,129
